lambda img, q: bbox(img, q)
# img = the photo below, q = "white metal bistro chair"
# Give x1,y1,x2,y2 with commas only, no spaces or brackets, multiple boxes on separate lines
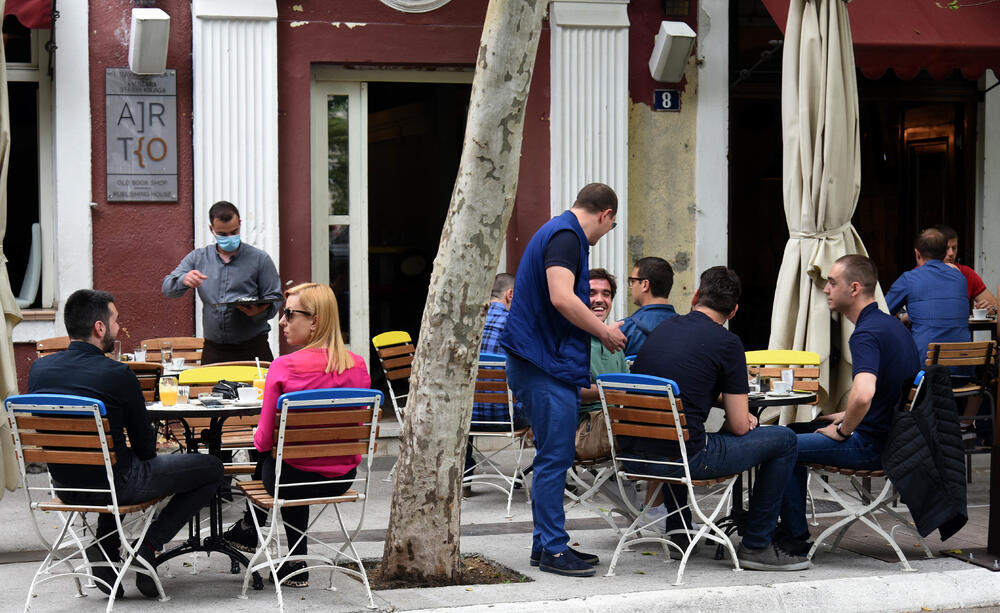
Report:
597,373,741,585
372,330,414,481
462,352,531,518
804,371,933,571
6,393,167,612
237,388,382,611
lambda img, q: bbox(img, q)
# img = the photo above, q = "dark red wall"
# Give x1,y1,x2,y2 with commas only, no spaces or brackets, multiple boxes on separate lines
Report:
274,0,551,282
89,0,196,349
628,0,698,106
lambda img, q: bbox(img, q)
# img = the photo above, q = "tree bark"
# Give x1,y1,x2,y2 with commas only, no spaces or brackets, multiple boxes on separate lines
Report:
380,0,549,582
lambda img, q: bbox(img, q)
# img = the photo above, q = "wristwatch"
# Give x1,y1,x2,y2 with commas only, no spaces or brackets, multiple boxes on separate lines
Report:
836,422,852,439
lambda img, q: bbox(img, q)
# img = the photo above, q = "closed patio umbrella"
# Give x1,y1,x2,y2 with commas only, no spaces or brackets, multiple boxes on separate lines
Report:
767,0,882,422
0,0,26,499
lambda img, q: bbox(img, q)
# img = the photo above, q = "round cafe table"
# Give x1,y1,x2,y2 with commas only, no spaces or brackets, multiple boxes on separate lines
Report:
145,400,264,589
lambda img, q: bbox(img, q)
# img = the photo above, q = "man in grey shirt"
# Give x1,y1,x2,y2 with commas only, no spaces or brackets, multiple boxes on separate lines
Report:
162,201,282,363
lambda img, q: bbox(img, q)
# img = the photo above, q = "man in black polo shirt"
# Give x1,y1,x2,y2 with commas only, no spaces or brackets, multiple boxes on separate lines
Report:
29,289,224,597
775,255,920,554
628,266,805,570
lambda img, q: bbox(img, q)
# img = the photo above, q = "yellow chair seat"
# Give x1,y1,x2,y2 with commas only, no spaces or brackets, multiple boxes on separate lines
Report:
178,365,266,385
745,349,821,366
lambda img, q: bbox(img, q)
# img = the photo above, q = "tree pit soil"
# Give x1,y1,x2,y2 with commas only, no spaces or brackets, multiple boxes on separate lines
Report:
350,554,531,590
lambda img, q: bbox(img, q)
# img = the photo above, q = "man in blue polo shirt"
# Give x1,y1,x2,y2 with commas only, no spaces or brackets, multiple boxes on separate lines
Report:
776,255,920,554
885,227,970,360
619,256,677,356
501,183,626,577
628,267,803,571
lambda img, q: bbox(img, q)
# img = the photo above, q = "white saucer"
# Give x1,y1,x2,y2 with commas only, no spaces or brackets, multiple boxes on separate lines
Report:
971,317,991,322
235,400,260,407
765,392,793,398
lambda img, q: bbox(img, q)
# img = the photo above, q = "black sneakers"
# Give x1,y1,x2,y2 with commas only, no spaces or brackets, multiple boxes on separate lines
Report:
537,549,597,577
737,542,812,571
133,539,160,598
530,546,599,567
773,529,813,556
85,542,123,597
223,520,259,553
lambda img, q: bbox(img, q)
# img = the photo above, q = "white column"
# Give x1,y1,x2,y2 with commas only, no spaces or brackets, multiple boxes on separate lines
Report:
977,70,1000,285
694,0,729,277
192,0,280,352
550,0,630,318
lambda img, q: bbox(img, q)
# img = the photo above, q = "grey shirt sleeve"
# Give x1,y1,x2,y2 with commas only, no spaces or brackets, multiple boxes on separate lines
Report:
162,249,202,298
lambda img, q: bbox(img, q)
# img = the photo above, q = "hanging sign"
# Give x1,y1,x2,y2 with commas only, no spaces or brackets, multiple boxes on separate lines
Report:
105,68,178,201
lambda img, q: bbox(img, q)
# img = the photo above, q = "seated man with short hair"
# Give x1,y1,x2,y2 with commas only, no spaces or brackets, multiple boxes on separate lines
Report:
627,267,804,571
28,289,224,598
619,256,677,356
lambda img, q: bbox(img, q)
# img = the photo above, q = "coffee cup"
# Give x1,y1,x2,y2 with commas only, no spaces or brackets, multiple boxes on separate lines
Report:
772,381,792,394
237,386,262,403
972,308,988,320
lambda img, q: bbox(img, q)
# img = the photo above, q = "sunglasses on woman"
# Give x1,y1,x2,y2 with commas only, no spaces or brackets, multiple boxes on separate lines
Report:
282,308,313,319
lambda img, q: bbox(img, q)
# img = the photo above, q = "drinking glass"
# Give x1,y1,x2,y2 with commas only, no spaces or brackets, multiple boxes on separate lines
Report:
134,347,147,362
159,376,178,406
176,385,190,405
110,340,122,361
161,341,174,368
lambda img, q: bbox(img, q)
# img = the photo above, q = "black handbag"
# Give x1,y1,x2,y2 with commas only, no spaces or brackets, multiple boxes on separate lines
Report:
211,379,249,399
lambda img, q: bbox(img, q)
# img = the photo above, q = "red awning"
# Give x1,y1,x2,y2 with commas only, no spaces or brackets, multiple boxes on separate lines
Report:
762,0,1000,80
4,0,52,30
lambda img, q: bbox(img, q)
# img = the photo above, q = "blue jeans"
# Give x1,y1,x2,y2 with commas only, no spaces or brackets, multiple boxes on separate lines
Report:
60,453,225,551
506,355,579,554
624,426,798,550
778,431,883,538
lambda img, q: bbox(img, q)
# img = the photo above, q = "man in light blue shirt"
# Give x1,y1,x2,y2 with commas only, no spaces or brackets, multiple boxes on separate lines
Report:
619,256,677,356
162,201,281,363
885,227,970,365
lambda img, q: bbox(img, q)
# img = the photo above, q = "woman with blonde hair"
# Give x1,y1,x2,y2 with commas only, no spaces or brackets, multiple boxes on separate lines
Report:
224,282,369,587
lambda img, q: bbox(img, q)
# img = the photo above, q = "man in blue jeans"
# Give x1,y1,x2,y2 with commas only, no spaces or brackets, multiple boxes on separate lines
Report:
29,289,224,598
501,183,627,577
776,255,921,554
627,266,805,570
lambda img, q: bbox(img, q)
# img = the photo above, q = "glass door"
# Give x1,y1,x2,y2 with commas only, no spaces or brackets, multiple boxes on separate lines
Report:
310,81,368,354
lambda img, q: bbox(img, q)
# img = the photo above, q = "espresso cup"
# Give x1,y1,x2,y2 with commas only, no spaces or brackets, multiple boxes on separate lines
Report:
972,308,988,320
772,381,792,394
237,386,262,403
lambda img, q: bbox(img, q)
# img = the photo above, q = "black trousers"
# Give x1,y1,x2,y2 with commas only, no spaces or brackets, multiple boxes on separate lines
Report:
202,333,274,364
247,458,357,556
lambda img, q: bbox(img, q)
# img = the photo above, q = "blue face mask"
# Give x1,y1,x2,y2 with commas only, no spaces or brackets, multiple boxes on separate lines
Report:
215,234,241,252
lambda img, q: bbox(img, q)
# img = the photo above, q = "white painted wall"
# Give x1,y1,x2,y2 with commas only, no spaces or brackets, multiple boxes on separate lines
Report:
694,0,729,278
14,0,93,342
977,70,999,290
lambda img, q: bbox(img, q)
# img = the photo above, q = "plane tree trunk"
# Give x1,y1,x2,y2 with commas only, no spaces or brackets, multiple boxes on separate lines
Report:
380,0,549,582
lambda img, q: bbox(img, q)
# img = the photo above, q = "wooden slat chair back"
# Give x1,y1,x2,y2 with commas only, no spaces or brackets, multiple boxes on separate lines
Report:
236,388,382,609
371,331,414,480
925,340,997,483
596,373,740,585
140,337,204,365
800,371,933,570
36,335,71,358
128,361,163,403
464,353,531,517
178,365,265,385
5,394,167,607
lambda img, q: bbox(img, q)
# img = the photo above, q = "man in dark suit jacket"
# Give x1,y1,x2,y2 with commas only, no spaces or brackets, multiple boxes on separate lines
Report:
29,289,223,598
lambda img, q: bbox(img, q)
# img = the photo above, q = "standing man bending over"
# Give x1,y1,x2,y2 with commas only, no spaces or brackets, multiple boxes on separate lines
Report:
501,183,626,577
776,255,920,554
29,290,224,598
620,256,677,356
162,201,281,363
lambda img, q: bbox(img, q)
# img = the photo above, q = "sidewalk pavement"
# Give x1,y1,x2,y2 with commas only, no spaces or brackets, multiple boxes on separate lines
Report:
1,453,998,612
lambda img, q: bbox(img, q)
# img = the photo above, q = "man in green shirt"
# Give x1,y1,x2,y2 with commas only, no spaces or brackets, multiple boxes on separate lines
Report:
578,269,629,432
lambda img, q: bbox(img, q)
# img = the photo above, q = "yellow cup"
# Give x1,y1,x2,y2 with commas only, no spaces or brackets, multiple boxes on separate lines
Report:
253,378,265,395
159,376,178,406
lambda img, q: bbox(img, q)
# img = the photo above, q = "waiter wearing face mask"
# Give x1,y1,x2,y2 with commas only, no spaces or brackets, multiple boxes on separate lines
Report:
162,200,282,363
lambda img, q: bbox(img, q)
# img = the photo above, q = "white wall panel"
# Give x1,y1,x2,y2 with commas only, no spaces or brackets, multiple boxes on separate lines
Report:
550,0,630,319
192,1,279,352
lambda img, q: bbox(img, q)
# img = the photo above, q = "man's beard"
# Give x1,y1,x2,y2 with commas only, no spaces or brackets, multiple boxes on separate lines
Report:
100,329,116,353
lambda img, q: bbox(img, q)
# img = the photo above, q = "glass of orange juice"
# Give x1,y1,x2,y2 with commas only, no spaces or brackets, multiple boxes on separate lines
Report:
253,378,265,399
159,376,179,406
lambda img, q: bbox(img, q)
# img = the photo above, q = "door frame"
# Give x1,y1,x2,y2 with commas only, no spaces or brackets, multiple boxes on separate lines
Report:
309,67,474,354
